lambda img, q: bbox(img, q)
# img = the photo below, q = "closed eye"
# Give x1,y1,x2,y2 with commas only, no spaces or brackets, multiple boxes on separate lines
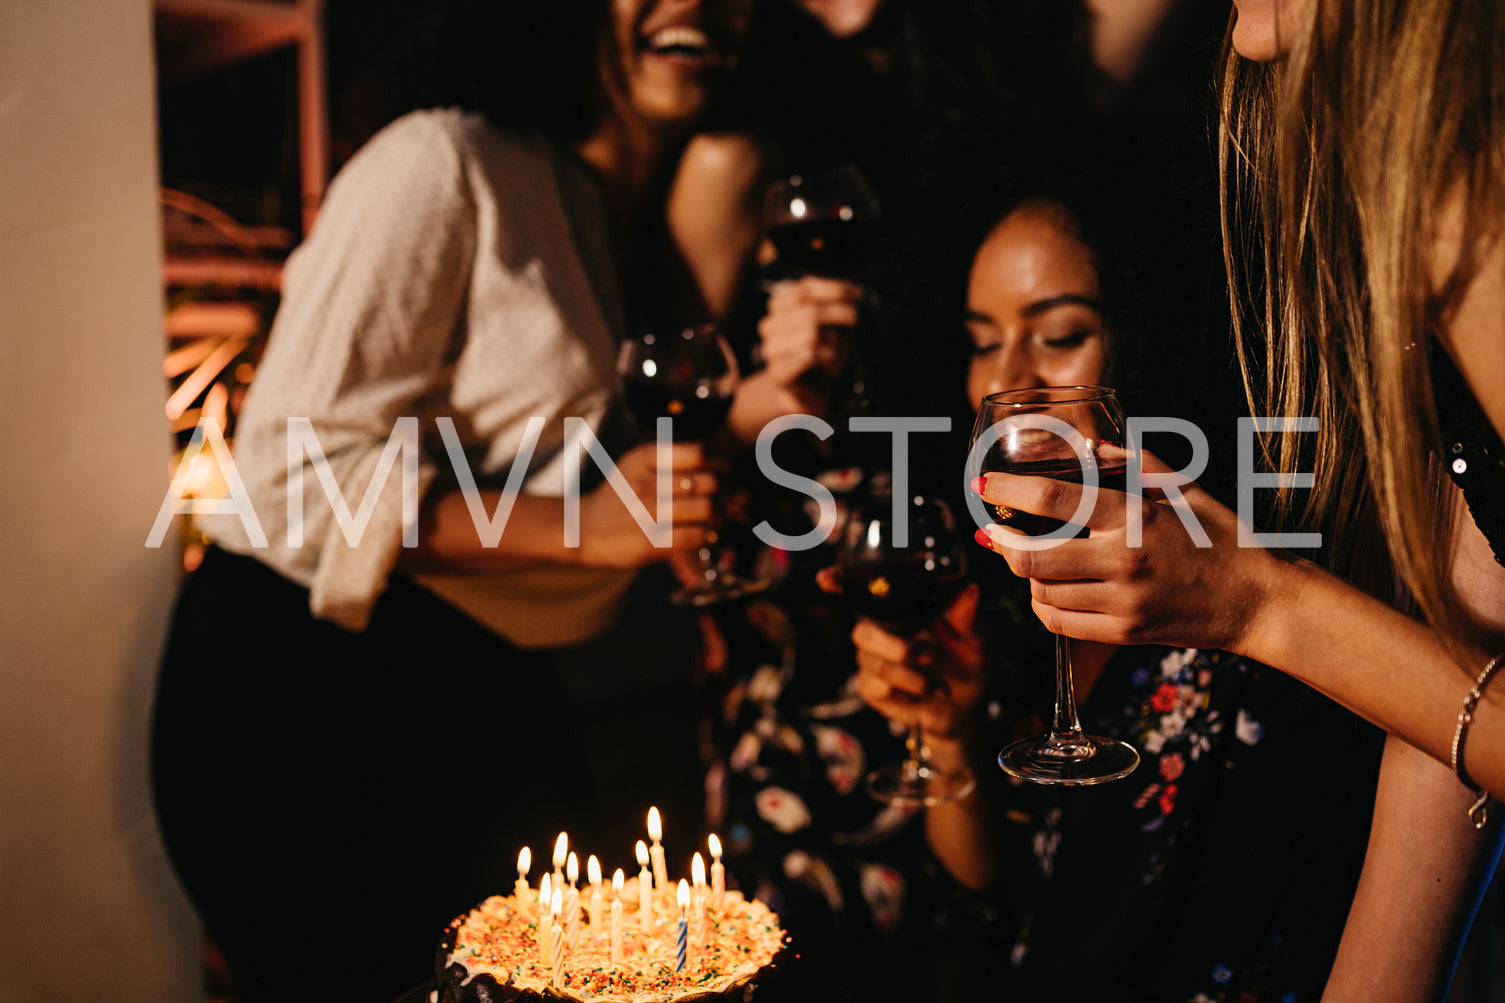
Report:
1042,330,1095,349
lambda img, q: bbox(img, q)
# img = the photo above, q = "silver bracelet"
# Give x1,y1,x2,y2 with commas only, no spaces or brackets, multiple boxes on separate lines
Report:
1451,652,1505,830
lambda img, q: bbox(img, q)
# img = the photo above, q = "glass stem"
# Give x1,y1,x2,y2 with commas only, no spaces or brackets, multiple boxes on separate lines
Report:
906,722,926,770
698,529,719,583
1049,635,1088,748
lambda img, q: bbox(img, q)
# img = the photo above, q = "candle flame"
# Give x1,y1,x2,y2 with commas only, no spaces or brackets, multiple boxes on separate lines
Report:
636,840,650,867
588,854,602,887
518,846,531,874
567,852,579,885
647,806,662,842
540,872,552,906
551,886,562,917
612,868,624,894
553,832,569,869
677,879,690,911
707,833,721,859
692,852,706,888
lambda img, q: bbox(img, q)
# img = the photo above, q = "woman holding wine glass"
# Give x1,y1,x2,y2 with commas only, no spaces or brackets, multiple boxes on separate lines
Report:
149,1,759,999
847,111,1395,1000
970,4,1505,999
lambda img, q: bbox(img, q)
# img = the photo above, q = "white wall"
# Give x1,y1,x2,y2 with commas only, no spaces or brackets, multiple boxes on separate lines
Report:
0,0,201,998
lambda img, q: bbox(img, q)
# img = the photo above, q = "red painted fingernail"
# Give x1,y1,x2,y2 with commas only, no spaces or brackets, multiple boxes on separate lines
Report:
971,474,987,495
974,527,993,550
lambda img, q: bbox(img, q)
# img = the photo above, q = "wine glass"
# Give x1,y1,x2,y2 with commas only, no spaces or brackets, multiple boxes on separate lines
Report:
839,492,977,806
763,165,881,282
763,166,881,418
617,324,765,606
966,386,1140,786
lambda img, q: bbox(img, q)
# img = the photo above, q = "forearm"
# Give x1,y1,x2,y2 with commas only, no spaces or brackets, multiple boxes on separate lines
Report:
1239,555,1505,796
922,729,998,890
398,489,583,573
725,370,827,446
1324,735,1505,1002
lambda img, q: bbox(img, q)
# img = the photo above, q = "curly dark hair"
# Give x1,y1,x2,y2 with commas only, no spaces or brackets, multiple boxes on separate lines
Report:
873,106,1243,508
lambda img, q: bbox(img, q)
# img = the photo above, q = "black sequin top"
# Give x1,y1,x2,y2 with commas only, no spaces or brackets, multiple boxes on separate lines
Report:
1434,345,1505,568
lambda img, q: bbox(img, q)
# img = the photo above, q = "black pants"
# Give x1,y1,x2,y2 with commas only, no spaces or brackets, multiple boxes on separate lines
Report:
151,547,600,1003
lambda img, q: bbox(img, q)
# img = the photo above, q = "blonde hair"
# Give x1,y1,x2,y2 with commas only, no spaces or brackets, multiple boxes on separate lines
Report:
1218,0,1505,645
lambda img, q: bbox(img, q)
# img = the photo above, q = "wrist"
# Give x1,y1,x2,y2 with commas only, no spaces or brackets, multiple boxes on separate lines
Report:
1226,544,1296,659
923,712,984,768
571,492,620,569
1234,549,1325,667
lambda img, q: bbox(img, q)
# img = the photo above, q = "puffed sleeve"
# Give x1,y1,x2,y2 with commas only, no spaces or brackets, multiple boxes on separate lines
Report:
219,110,478,630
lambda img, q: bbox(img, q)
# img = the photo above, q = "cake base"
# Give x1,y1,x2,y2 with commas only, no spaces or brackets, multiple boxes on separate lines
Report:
435,889,789,1003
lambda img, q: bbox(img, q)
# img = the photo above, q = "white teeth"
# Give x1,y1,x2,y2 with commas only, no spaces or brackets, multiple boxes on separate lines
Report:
647,25,711,54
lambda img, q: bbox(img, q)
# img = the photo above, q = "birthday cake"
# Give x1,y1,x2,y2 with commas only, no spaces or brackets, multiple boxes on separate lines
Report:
436,828,788,1003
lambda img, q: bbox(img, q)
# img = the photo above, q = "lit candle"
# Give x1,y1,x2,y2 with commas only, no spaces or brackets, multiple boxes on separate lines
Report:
587,855,604,928
565,853,581,951
691,852,707,946
610,869,624,964
537,872,554,966
550,887,564,987
648,807,669,897
515,846,532,903
552,832,569,888
675,880,689,973
636,840,653,931
708,834,725,913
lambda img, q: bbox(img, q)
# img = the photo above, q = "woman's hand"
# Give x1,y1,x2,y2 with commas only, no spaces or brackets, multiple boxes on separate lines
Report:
972,456,1285,657
576,441,717,569
758,277,861,392
726,276,864,441
819,569,987,743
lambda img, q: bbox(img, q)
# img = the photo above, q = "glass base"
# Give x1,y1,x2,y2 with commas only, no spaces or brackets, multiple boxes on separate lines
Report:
670,573,768,608
998,734,1139,786
866,760,976,807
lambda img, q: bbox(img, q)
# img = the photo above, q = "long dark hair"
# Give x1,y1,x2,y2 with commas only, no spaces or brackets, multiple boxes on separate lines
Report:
876,107,1240,507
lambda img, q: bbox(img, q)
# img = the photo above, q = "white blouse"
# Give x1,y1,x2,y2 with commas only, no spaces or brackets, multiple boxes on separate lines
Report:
209,109,635,646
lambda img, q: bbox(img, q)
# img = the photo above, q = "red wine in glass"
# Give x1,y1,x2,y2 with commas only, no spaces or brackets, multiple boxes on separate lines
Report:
620,383,735,445
841,561,969,634
766,217,877,282
984,460,1129,537
616,325,764,606
763,166,880,278
839,495,976,806
967,386,1140,786
763,166,882,420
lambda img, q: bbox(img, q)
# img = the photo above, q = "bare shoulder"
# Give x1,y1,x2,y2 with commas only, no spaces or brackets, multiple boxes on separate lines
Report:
675,132,771,195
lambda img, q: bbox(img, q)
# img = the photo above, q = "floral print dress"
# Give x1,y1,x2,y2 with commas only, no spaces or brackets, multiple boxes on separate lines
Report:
700,431,1383,999
998,641,1385,1002
699,454,977,947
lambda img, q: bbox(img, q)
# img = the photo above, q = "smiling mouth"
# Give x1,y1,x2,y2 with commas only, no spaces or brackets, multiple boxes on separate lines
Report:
640,24,721,67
